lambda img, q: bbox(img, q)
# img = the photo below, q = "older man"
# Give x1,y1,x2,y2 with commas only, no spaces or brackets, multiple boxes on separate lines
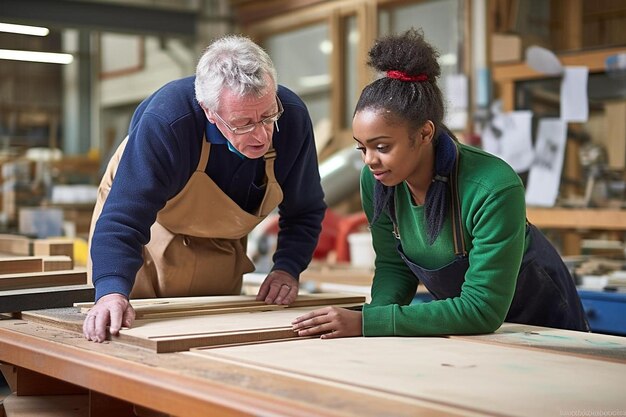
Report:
84,35,325,342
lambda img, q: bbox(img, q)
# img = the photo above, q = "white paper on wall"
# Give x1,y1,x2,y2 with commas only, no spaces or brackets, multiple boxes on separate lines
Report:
525,118,568,207
560,66,589,123
444,74,468,130
482,110,534,173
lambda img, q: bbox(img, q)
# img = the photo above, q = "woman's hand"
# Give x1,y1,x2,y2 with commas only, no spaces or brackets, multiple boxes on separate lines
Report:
292,306,362,339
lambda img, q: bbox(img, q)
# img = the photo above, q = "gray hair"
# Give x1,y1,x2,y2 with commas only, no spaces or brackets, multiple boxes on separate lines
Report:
194,35,278,112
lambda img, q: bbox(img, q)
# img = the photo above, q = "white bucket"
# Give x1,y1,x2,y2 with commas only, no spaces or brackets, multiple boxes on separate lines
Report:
347,232,375,269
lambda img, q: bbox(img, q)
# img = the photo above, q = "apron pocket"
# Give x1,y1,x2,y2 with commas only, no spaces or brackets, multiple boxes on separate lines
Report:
138,223,254,298
187,236,254,296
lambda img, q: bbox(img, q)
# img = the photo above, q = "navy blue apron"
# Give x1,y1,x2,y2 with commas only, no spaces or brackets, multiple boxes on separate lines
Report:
388,146,589,332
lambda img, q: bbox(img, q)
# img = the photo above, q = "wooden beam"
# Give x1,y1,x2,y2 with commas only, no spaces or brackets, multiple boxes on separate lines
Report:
0,258,43,275
492,47,626,83
526,208,626,230
0,284,94,313
0,270,86,292
76,293,365,314
0,235,31,256
33,240,74,269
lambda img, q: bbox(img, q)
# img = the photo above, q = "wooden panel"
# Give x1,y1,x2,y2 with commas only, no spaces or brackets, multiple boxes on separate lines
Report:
0,271,86,292
2,394,88,417
14,368,85,396
301,264,373,286
0,285,94,314
89,391,134,417
526,207,626,230
189,336,626,417
604,100,626,170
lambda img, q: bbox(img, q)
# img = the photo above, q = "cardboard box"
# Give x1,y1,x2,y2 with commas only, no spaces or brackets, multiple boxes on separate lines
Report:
491,33,522,63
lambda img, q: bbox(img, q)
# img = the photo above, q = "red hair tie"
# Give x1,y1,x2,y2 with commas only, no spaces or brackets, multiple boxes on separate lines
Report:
386,70,428,82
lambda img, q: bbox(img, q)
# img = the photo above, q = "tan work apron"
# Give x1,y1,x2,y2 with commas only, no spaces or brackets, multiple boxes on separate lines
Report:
88,135,283,298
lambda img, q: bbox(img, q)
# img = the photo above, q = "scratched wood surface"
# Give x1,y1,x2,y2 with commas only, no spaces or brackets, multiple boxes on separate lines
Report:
189,336,626,417
452,322,626,363
0,318,470,417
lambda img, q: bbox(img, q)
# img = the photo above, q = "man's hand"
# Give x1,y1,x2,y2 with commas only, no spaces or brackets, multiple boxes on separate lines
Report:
256,270,298,305
82,293,135,343
292,307,362,339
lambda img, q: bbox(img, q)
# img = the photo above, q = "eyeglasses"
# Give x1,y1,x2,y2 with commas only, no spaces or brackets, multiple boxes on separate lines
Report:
213,96,283,135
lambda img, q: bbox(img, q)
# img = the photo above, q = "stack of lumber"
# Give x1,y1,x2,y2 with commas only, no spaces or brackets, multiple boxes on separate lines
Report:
0,235,93,313
23,293,366,353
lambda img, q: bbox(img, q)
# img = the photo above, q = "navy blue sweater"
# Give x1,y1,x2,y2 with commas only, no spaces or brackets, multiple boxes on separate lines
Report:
91,76,326,300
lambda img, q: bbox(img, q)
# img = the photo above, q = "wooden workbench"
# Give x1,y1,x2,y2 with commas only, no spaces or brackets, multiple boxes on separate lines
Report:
1,308,625,417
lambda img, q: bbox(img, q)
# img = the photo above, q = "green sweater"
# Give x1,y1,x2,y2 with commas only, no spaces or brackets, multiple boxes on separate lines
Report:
361,143,529,336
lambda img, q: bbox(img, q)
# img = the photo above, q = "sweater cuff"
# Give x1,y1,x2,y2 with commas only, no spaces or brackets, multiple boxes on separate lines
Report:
271,262,301,281
94,275,133,302
362,303,396,336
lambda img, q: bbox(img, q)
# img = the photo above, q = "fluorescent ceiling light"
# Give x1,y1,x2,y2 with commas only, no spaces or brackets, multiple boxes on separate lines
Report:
298,74,330,89
319,40,333,55
0,22,49,36
0,49,73,64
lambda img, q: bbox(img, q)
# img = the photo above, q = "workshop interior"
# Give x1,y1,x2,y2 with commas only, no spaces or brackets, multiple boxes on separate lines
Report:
0,1,625,416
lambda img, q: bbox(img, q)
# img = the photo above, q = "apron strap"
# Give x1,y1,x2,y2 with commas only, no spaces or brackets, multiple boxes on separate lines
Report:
388,142,467,258
262,146,277,183
449,144,467,258
196,135,211,172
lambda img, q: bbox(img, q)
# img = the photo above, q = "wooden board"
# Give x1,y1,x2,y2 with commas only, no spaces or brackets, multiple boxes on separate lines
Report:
42,257,73,272
451,322,626,364
0,236,30,256
118,305,361,353
76,293,365,318
0,258,42,275
23,305,361,353
0,319,467,417
0,256,72,275
188,337,626,417
0,285,94,313
24,296,364,353
0,271,86,291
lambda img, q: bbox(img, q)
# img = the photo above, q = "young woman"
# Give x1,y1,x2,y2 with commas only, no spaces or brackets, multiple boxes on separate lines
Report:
292,29,588,338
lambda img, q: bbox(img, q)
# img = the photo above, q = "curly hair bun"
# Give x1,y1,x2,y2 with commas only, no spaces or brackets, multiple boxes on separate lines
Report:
368,28,441,81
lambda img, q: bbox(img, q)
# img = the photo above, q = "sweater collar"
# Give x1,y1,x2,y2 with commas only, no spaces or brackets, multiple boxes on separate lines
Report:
205,121,245,159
